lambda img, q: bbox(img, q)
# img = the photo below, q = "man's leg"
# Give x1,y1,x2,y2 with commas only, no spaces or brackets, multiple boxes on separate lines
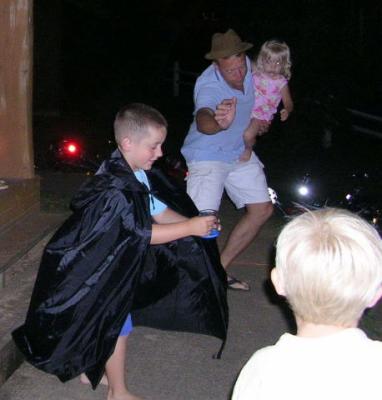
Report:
221,201,273,270
222,152,273,288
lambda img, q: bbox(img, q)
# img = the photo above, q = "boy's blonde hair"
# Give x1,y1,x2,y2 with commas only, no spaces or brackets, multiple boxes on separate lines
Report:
254,39,292,80
114,103,168,145
275,208,382,326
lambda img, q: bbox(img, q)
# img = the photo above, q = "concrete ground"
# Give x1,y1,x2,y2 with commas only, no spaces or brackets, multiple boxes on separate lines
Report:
0,183,292,400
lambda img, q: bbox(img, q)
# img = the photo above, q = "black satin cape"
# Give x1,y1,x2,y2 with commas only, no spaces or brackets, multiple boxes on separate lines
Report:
12,150,228,388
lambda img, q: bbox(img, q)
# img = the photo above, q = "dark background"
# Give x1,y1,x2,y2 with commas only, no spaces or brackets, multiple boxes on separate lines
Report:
33,0,382,159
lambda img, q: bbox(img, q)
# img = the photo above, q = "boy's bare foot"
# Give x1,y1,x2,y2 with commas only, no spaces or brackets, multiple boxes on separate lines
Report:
227,274,250,291
239,148,252,162
80,372,108,386
107,389,143,400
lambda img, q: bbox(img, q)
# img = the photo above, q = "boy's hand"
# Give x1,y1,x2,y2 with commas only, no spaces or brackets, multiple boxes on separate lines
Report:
280,108,289,121
214,97,237,130
188,215,221,237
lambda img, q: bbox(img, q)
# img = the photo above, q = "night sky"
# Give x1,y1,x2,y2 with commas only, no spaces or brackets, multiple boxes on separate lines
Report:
33,0,382,150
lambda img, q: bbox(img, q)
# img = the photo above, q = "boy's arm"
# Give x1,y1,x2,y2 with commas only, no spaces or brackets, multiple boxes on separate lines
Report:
151,208,216,244
153,207,188,224
280,84,294,121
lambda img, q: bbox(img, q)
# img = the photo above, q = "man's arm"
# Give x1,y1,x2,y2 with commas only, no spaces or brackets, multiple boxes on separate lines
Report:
196,97,237,134
196,108,222,134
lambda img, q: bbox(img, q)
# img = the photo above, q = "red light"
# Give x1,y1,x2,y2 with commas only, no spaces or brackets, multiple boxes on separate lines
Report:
65,142,78,155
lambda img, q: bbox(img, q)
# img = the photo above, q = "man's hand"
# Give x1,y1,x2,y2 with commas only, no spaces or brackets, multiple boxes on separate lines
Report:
214,97,237,130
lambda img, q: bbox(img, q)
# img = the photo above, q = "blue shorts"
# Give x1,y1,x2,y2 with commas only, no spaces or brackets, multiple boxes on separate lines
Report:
120,314,133,336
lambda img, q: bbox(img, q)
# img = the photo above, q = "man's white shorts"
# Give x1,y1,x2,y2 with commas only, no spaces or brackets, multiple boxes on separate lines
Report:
186,152,271,211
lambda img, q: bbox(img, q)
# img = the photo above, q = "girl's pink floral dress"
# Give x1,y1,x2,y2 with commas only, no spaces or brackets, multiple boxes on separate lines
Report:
251,72,288,121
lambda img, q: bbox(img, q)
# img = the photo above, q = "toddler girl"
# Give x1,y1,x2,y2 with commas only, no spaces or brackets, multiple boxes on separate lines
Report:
241,40,294,161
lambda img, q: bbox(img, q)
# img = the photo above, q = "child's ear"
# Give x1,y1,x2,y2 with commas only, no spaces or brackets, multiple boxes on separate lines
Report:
367,285,382,309
119,137,132,152
271,267,286,297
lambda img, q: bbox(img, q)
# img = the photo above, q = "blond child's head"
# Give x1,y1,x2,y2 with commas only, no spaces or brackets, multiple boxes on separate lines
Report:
254,39,292,80
273,208,382,327
114,103,168,171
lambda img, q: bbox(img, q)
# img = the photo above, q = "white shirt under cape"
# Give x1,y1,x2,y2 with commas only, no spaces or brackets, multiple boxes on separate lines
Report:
232,328,382,400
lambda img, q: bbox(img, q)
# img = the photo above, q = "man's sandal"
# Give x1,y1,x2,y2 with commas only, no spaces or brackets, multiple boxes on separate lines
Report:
227,274,250,291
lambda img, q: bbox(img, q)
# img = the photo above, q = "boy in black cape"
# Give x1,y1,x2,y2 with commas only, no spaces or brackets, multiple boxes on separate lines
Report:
13,104,228,400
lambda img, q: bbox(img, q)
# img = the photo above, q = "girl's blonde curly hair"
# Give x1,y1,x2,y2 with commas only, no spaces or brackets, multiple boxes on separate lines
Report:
254,39,292,80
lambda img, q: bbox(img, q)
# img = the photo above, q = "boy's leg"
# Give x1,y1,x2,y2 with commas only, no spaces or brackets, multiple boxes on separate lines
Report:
80,372,108,386
105,335,142,400
81,314,133,387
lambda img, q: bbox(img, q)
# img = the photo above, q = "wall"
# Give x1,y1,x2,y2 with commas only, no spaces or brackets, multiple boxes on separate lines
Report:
0,0,34,179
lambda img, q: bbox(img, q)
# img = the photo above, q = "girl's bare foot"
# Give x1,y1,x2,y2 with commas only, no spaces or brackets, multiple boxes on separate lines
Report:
80,372,108,386
239,148,252,162
107,389,143,400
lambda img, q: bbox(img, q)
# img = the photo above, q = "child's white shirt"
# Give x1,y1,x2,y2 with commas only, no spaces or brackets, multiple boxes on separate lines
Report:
232,328,382,400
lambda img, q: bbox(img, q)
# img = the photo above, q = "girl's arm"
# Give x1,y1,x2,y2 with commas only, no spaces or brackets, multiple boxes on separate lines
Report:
280,84,294,121
150,208,217,244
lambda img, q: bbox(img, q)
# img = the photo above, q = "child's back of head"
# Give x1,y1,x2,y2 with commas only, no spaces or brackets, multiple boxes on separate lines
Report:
275,208,382,327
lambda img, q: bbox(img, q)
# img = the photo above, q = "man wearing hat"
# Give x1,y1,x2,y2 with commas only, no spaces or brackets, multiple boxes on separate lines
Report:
181,29,273,291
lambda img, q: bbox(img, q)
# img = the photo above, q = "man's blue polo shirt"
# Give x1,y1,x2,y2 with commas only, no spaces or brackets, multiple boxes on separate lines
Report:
181,57,254,163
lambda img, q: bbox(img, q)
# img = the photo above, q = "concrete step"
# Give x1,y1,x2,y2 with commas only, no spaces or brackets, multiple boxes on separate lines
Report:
0,211,67,289
0,211,67,387
0,178,40,232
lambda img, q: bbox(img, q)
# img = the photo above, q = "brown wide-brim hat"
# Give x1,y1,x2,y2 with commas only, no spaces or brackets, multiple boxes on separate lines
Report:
205,29,253,60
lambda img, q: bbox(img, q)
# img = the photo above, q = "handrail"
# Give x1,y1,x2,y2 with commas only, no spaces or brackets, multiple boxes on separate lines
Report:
347,108,382,123
172,61,199,97
347,108,382,139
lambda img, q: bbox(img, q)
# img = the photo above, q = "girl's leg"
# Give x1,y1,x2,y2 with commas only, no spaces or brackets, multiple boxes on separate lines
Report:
105,335,142,400
240,119,259,161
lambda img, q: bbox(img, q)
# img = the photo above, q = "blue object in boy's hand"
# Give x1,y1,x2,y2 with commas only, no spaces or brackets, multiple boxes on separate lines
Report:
203,228,220,239
199,209,220,239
